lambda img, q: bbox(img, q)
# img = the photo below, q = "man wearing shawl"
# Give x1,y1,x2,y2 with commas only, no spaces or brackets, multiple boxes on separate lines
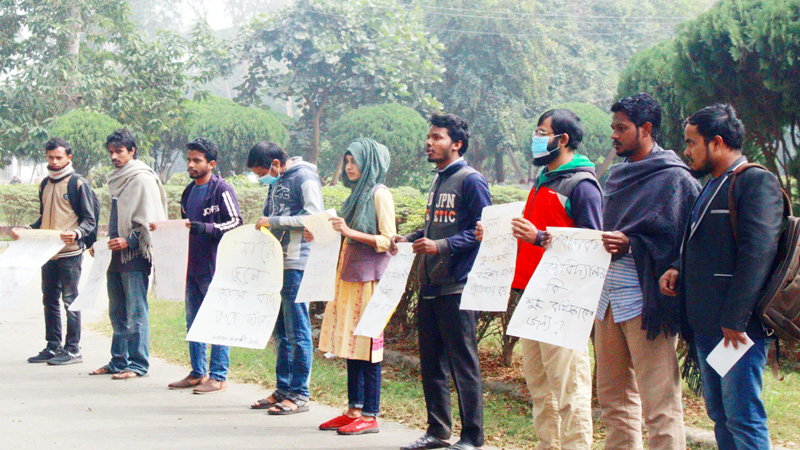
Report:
597,93,700,449
90,129,168,380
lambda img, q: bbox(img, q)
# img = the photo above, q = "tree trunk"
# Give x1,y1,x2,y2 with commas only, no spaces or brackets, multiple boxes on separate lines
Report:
310,105,322,164
596,147,618,179
504,147,524,183
329,157,343,186
494,146,505,183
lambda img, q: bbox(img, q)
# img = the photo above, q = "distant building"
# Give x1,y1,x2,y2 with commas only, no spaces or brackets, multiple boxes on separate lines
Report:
1,156,47,184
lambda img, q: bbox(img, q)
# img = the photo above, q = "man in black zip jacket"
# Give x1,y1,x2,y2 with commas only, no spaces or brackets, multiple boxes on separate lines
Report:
661,104,781,450
160,138,242,394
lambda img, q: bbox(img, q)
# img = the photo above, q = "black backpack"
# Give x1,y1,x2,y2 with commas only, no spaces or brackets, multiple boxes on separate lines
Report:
39,174,101,248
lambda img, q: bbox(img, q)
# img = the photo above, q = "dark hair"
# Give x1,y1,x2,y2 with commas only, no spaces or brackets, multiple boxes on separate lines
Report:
611,92,662,141
538,109,584,150
247,141,289,168
105,129,137,158
685,103,745,150
430,113,470,155
45,137,72,156
186,137,218,162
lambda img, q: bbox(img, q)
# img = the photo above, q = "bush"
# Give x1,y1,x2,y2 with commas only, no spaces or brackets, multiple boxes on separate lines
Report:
48,109,123,176
0,184,40,227
324,103,430,190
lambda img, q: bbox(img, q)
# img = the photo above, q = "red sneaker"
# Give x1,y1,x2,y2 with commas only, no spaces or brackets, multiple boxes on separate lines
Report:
337,418,380,435
319,414,358,430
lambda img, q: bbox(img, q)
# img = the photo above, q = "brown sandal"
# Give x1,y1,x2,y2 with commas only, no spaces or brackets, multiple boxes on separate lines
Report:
89,366,113,376
111,371,145,380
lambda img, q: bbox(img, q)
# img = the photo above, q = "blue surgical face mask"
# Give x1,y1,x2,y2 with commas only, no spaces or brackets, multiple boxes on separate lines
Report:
530,136,552,158
257,172,279,185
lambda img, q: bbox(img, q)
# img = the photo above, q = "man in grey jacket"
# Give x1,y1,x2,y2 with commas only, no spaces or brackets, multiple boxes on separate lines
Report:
247,141,323,415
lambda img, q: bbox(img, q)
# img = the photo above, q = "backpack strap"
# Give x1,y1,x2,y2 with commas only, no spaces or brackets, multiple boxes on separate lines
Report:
728,163,792,242
66,174,87,217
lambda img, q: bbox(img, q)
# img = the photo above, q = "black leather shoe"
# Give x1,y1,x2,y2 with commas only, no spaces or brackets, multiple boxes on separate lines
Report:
447,442,481,450
400,433,450,450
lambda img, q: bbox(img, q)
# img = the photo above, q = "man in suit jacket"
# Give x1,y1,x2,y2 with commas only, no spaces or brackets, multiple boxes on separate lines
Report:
660,104,782,450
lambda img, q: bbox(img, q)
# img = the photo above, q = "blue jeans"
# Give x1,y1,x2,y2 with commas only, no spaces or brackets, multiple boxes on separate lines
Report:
273,269,312,401
186,273,230,381
347,359,382,416
107,271,150,375
695,334,771,450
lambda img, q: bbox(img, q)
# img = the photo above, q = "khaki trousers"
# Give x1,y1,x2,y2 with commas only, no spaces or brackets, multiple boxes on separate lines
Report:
521,339,593,450
594,309,685,450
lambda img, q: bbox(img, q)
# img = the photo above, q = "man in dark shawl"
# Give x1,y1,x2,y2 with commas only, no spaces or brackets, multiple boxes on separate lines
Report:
595,93,700,450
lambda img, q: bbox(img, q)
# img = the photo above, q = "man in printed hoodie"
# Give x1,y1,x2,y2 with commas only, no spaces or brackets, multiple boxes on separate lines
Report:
247,141,324,415
162,138,243,394
395,113,492,450
477,109,601,450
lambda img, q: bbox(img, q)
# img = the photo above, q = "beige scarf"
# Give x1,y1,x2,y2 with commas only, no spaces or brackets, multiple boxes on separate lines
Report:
106,160,168,263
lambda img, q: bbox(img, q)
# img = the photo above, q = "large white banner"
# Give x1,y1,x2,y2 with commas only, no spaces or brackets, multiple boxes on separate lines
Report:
506,227,611,352
295,209,341,303
353,243,415,338
460,202,524,312
150,220,190,301
0,230,65,310
69,238,112,311
186,226,284,349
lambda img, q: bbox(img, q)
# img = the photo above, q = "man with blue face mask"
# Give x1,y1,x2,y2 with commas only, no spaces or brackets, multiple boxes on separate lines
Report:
246,141,324,415
477,108,602,450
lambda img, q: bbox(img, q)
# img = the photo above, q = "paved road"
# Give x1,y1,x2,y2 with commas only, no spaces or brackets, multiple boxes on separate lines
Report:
0,291,432,450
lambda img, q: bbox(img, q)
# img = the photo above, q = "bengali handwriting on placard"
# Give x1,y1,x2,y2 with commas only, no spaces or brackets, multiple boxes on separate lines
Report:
460,202,524,312
0,230,65,310
506,227,610,352
353,243,415,338
69,238,112,311
295,209,340,303
150,220,190,302
186,226,284,349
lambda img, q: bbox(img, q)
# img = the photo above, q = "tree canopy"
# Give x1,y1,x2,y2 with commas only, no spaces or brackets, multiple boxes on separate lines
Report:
619,0,800,201
236,0,443,165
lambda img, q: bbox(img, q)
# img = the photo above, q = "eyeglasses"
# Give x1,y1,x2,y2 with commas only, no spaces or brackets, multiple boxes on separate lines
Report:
532,129,554,137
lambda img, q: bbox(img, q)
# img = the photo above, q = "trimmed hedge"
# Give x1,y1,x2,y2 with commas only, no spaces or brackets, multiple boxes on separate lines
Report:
1,183,525,235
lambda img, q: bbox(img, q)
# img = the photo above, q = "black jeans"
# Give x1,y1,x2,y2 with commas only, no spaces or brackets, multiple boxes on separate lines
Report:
41,254,83,353
417,293,484,447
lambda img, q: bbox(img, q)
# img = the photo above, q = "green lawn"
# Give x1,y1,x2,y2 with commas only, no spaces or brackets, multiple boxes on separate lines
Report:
92,298,800,449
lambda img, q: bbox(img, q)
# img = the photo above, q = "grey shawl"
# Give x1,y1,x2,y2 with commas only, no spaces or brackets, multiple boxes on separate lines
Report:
106,159,168,263
603,146,701,339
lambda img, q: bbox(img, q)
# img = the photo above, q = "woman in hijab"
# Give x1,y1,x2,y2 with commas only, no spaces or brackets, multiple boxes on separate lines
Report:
308,138,396,435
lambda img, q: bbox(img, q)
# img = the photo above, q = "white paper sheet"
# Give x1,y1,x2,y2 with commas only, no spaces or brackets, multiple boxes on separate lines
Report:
185,226,284,349
460,202,524,312
69,238,112,311
353,243,415,338
706,335,755,378
0,230,66,310
506,227,611,352
295,209,341,303
150,220,190,301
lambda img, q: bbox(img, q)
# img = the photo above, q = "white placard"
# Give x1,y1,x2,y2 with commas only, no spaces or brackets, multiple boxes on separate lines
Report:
461,202,524,312
185,226,284,349
506,227,611,351
0,230,65,310
295,209,341,303
353,243,415,338
69,238,112,311
150,220,190,301
706,335,755,378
